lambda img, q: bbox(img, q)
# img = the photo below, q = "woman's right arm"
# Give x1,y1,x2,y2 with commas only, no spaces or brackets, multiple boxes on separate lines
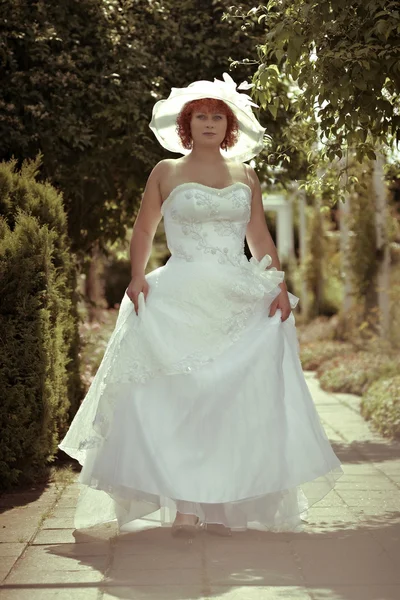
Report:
127,161,167,313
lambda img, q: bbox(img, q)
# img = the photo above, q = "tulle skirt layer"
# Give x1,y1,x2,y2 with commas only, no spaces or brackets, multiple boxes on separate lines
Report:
59,265,343,532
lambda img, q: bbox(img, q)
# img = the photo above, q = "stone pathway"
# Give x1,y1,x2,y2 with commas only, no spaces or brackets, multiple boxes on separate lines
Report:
1,371,399,600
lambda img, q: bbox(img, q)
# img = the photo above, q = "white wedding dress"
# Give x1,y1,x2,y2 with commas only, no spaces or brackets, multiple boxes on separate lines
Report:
58,181,343,533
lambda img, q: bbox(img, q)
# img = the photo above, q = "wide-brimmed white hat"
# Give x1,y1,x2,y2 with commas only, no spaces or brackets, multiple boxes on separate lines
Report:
149,73,266,163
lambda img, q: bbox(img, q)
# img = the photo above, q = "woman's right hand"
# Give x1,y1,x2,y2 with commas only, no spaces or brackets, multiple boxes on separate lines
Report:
126,275,150,315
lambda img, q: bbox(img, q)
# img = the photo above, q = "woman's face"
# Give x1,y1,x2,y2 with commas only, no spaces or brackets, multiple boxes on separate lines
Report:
190,110,228,149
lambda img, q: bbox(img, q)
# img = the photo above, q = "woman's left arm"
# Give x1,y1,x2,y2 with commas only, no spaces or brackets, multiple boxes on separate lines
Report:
245,165,291,321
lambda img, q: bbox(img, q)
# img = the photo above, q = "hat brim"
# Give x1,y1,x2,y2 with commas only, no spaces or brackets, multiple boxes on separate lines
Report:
149,87,266,163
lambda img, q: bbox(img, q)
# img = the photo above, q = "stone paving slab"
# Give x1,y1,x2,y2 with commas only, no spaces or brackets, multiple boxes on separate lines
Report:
114,530,203,555
50,507,78,518
3,568,104,586
301,506,356,525
309,586,400,600
53,496,81,506
31,528,82,545
112,551,204,571
204,563,304,587
33,541,111,558
0,489,59,508
206,586,312,599
0,559,18,589
291,536,400,585
32,522,117,545
334,477,399,489
101,585,206,600
0,544,26,558
309,491,347,507
41,516,76,529
105,567,203,586
0,511,46,543
1,370,400,599
10,545,108,572
0,589,100,600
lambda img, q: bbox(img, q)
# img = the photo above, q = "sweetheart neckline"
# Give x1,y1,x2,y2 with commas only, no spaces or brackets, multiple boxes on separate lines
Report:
161,181,252,214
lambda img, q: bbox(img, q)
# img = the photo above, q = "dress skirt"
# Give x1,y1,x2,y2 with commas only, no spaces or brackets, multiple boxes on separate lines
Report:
58,257,343,533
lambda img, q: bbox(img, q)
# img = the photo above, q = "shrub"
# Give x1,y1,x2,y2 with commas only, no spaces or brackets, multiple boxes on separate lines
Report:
0,158,83,489
361,375,400,439
300,340,354,370
317,351,400,396
297,315,340,345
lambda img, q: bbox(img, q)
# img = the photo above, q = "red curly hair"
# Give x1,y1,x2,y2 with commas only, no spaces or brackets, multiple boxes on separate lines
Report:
176,98,239,151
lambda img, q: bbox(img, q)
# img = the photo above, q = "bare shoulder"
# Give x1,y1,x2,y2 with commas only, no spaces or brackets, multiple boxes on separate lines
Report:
155,158,186,200
148,158,177,182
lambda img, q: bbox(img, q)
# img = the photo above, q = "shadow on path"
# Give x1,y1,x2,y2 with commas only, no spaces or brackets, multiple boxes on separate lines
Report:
1,506,397,600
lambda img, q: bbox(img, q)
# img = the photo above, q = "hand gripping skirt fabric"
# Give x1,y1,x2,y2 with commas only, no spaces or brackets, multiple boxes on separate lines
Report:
58,257,344,533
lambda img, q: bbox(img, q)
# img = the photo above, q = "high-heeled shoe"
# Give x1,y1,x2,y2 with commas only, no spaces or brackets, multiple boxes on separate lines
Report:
171,515,200,538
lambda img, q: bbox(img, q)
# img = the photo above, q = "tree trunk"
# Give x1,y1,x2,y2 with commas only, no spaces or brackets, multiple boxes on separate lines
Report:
313,194,324,314
339,162,353,314
373,150,390,339
84,243,106,322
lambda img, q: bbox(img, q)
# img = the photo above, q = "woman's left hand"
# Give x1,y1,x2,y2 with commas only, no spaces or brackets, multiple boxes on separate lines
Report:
268,288,292,322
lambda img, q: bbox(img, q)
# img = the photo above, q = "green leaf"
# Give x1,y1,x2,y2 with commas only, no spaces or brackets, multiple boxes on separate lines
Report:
268,103,278,119
287,35,304,64
359,129,368,143
354,79,367,90
267,64,280,75
376,19,390,38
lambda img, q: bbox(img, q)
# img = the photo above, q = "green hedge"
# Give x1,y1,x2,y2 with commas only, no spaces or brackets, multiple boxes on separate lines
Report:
316,351,400,396
0,158,83,489
361,375,400,440
300,340,354,370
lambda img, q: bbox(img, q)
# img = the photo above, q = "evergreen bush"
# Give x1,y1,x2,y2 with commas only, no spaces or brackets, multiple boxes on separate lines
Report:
0,158,82,489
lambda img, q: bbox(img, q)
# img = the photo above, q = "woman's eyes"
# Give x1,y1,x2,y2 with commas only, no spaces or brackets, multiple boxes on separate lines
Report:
196,115,223,120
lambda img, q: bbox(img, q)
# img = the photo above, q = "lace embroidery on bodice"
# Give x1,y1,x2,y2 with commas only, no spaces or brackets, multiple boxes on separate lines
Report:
161,182,251,266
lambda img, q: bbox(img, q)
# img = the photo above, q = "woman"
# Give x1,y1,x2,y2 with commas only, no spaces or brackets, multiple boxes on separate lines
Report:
58,73,343,538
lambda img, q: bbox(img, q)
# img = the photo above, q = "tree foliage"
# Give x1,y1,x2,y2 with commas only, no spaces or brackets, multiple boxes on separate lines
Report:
234,0,400,164
0,0,269,252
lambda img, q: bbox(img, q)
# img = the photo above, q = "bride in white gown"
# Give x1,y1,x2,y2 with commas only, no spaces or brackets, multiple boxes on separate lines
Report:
58,73,343,537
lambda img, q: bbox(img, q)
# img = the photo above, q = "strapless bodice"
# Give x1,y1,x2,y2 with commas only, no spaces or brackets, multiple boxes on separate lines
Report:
161,182,251,265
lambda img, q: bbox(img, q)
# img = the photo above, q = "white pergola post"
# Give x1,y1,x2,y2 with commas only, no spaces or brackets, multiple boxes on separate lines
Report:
297,188,309,317
262,193,295,262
